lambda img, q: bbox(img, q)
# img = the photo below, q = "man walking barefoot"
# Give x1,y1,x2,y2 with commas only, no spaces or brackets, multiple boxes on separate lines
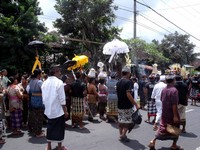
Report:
42,65,68,150
116,66,139,142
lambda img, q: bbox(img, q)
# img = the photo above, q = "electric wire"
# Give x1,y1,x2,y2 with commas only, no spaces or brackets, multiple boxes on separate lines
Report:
136,0,200,42
160,0,200,27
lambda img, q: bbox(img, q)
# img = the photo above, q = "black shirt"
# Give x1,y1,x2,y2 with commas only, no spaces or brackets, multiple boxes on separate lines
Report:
71,79,86,98
145,81,156,101
116,78,132,109
175,81,188,106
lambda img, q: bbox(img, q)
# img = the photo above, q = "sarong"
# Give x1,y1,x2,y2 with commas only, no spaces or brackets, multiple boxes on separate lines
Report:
155,132,178,141
88,103,97,119
98,102,107,116
118,108,134,129
47,115,65,142
28,108,44,134
107,101,118,116
178,104,186,121
10,109,22,129
190,88,199,98
71,97,84,123
147,101,157,116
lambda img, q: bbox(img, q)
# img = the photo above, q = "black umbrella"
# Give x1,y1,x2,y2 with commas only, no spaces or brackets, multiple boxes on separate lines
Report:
27,40,45,55
62,60,77,69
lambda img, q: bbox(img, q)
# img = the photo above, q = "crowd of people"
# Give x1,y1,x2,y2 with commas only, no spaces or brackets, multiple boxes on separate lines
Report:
0,65,199,150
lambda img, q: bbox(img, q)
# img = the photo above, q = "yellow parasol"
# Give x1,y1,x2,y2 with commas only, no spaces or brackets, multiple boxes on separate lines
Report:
68,55,89,70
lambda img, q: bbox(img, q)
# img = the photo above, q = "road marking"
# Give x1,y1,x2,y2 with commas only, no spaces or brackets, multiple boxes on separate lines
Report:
186,109,194,113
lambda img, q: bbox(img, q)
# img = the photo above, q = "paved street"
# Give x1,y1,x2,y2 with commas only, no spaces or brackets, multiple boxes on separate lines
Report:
1,100,200,150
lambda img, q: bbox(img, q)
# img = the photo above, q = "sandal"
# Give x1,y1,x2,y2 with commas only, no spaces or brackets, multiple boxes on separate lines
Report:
170,146,184,150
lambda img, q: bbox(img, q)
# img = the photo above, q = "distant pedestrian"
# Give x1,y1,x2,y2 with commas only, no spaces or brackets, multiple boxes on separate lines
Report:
0,93,6,144
97,71,108,121
144,74,157,124
18,74,29,127
175,75,188,133
131,77,139,102
71,71,86,129
7,76,23,135
87,68,98,122
62,75,72,122
138,75,147,110
106,72,118,123
116,66,139,142
151,75,166,130
26,69,45,138
41,64,68,150
189,74,199,106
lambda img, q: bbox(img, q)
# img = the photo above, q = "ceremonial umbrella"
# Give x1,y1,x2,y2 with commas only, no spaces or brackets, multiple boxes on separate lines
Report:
28,40,44,53
62,59,77,69
68,55,89,71
103,39,129,63
28,40,44,73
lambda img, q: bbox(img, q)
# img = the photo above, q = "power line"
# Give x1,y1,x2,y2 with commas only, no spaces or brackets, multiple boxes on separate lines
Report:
136,0,200,42
138,13,172,33
116,6,176,34
116,16,166,36
160,0,200,28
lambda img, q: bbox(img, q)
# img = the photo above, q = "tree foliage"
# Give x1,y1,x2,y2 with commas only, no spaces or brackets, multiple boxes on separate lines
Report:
159,31,199,67
124,38,169,66
0,0,46,75
54,0,121,67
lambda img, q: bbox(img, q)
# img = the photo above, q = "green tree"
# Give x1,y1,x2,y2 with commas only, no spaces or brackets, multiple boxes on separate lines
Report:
0,0,46,74
54,0,121,67
124,38,169,65
159,31,199,67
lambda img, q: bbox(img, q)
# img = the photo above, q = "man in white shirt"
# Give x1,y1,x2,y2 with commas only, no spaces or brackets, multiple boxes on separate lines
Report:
151,75,166,130
41,64,68,150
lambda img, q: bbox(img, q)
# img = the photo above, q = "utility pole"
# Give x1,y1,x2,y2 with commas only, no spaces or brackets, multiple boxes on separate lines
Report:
133,0,137,39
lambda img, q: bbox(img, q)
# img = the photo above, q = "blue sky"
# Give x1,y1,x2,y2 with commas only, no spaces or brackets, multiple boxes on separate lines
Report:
38,0,200,53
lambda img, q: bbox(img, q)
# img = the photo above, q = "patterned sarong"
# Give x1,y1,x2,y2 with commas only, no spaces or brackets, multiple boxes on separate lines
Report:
107,101,118,116
118,108,133,124
178,104,186,120
88,103,97,119
147,101,157,116
71,97,84,123
10,109,22,129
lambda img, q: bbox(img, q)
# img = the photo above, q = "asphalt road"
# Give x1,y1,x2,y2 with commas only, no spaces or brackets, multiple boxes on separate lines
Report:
1,99,200,150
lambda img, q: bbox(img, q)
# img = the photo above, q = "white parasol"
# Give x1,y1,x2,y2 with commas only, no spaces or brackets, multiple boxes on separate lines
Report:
103,39,129,63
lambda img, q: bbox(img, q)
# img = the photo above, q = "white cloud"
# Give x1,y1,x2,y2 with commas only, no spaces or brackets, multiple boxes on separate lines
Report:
38,0,60,31
38,0,200,52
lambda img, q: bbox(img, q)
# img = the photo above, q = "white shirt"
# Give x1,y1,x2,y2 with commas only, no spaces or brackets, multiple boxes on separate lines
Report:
41,76,66,119
151,81,167,102
133,82,139,100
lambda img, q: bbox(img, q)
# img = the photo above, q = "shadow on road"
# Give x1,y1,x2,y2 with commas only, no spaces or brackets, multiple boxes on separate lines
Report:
65,126,91,134
180,132,198,138
6,132,24,138
120,139,147,150
28,136,47,144
156,147,170,150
